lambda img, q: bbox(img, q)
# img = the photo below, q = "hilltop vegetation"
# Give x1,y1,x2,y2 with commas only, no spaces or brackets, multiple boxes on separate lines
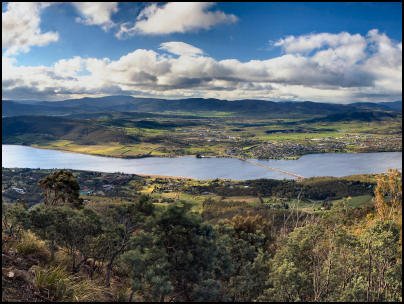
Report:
2,168,402,302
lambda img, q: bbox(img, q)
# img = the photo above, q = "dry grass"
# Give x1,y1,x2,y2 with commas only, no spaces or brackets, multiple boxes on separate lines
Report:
32,265,106,301
15,231,50,262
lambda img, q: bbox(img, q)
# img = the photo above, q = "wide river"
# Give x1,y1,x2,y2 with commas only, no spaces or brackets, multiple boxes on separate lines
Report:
2,145,402,180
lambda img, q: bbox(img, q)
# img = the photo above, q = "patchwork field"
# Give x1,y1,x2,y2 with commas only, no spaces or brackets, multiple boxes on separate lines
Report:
3,109,402,159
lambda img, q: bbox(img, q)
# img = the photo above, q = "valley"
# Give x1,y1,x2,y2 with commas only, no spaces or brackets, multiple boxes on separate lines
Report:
2,97,402,160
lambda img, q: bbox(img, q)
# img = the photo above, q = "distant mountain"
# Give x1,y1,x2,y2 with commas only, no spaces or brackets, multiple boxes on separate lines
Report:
378,101,402,111
304,110,401,123
2,101,69,117
2,96,401,118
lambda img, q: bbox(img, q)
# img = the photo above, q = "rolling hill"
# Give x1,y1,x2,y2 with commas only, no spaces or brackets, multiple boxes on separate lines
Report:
3,96,401,118
2,116,139,145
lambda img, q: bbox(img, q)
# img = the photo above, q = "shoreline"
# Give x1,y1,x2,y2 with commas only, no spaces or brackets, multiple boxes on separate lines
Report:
3,143,403,161
136,173,196,180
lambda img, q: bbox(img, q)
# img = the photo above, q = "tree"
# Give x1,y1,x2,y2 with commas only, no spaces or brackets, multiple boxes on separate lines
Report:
262,201,402,302
215,215,272,301
38,170,83,208
120,231,173,302
94,196,155,287
374,169,402,223
156,203,220,301
263,223,330,301
123,203,220,301
356,221,401,302
29,205,102,270
2,202,30,250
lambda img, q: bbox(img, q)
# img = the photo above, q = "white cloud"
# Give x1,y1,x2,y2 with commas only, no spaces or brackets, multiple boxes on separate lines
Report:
159,41,204,57
72,2,118,31
2,2,59,55
2,2,120,56
116,2,237,38
54,56,85,77
2,30,402,103
275,31,366,54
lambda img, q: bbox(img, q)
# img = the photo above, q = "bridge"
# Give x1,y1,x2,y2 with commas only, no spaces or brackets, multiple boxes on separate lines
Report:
239,158,305,180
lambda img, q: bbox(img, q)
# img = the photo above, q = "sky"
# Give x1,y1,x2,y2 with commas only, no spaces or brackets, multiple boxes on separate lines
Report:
2,2,402,103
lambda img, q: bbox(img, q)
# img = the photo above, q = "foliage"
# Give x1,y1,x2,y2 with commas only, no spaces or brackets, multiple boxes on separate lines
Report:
28,205,102,269
2,202,30,248
92,196,155,286
121,203,221,301
38,170,83,208
374,169,402,221
2,169,402,302
262,207,402,301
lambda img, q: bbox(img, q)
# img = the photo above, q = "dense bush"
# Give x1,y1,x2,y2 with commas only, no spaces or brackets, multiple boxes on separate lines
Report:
2,170,401,302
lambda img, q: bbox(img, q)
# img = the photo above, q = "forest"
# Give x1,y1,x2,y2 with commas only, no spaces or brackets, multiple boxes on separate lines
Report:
2,169,402,302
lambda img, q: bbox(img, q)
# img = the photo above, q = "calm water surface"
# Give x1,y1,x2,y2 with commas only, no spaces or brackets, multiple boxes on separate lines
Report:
2,145,402,180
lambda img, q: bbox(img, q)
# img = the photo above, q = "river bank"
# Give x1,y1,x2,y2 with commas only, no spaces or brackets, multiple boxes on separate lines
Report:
22,142,403,161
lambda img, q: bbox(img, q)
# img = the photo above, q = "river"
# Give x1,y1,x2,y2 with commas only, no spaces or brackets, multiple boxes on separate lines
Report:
2,145,402,180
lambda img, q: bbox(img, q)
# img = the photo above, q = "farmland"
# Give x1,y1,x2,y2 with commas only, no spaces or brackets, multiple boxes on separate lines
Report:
3,108,402,159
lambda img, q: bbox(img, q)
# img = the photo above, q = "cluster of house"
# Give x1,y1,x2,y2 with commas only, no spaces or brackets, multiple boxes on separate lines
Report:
11,186,25,194
79,184,115,196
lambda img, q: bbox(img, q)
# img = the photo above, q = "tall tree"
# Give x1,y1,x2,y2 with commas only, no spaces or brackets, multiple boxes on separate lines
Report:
29,205,101,270
95,195,155,287
38,170,83,208
123,203,220,301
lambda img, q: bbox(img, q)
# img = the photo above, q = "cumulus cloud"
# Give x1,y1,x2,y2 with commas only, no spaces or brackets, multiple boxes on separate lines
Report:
54,56,86,77
2,2,120,56
2,2,59,55
275,31,366,54
159,41,204,57
2,30,402,103
72,2,118,31
116,2,237,38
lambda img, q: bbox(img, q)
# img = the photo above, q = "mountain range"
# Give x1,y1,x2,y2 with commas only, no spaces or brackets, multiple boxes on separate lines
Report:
2,96,402,118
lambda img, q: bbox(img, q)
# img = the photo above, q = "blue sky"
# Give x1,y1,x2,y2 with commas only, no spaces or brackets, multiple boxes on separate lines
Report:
2,2,402,102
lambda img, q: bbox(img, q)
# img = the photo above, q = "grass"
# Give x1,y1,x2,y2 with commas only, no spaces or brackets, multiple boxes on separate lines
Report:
34,141,165,158
16,231,50,262
148,191,214,213
332,195,373,209
32,266,105,302
33,266,74,301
